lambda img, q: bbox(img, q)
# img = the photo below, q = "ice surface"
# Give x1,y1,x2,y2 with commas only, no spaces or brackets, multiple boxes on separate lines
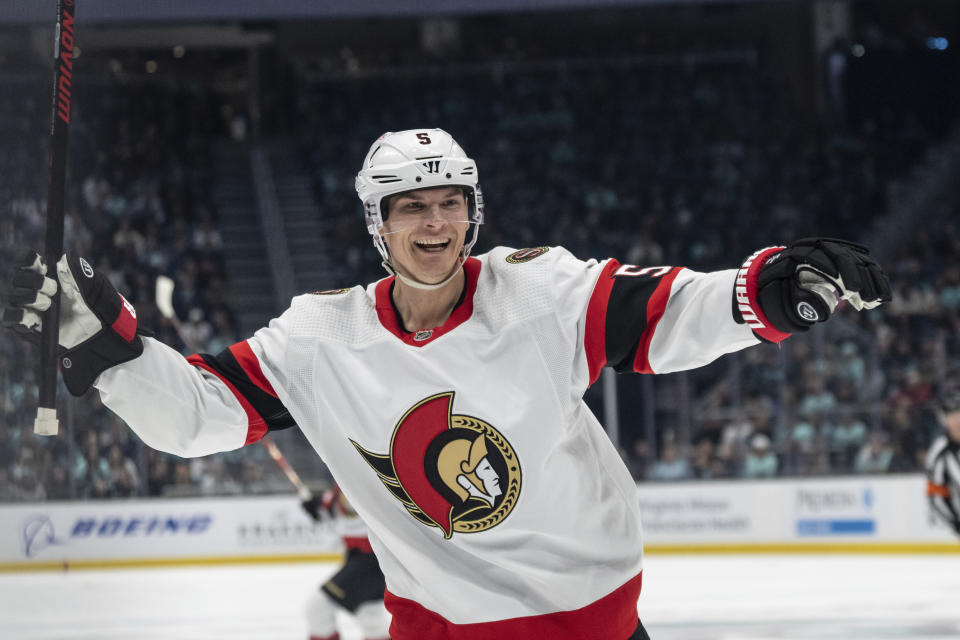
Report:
0,554,958,639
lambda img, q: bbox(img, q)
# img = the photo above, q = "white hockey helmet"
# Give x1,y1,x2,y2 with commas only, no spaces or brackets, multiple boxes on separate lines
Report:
355,129,484,275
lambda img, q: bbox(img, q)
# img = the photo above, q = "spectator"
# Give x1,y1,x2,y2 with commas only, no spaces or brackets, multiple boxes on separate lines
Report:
107,444,140,496
743,433,779,478
830,409,868,470
648,443,692,481
854,431,894,474
146,454,173,497
718,409,755,467
627,440,651,480
798,374,838,418
691,438,722,479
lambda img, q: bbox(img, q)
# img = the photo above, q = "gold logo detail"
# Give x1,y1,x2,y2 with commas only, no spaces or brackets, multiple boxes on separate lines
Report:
505,247,550,264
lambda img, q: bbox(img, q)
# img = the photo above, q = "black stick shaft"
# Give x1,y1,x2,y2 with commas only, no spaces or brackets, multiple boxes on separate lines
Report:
36,0,76,435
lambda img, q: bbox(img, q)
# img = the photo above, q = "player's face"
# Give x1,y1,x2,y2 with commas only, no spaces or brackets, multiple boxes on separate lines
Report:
382,187,469,286
944,409,960,441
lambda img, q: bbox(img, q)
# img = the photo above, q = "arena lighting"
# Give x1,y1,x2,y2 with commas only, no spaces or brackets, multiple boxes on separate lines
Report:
851,43,865,57
925,37,949,51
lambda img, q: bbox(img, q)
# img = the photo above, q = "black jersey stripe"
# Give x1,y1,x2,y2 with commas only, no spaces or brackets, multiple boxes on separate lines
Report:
186,341,295,443
603,265,682,374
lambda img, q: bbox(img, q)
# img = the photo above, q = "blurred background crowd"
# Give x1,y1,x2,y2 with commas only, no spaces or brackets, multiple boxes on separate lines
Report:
1,0,959,501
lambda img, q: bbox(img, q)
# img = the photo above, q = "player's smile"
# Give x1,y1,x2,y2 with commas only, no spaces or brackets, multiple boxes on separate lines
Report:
413,237,451,253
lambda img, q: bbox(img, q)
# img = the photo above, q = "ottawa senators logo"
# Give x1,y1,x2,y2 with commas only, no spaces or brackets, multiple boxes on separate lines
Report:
505,246,549,264
351,392,521,539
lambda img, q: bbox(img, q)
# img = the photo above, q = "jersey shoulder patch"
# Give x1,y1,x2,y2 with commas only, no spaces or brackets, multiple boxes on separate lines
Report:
505,246,550,264
311,288,351,295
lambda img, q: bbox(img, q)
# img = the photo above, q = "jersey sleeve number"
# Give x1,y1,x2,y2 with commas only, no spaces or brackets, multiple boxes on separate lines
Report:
613,265,672,278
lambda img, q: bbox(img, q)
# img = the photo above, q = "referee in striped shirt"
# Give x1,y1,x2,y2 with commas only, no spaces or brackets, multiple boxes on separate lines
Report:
926,375,960,536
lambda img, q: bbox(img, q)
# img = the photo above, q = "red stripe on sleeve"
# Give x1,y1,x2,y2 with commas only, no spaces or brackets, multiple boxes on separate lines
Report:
632,267,683,374
584,260,620,386
186,354,268,445
737,246,791,344
229,340,279,398
111,294,138,342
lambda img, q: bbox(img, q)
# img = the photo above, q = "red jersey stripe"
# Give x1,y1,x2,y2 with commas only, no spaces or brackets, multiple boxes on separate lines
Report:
186,354,268,445
229,340,279,398
632,267,682,374
385,572,642,640
343,536,374,553
584,260,620,386
111,294,138,342
736,246,790,344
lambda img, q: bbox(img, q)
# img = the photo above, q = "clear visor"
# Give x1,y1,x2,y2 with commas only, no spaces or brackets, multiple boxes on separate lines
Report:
379,215,475,236
365,184,485,274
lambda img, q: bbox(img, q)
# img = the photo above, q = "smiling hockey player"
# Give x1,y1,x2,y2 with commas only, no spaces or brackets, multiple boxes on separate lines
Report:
3,128,891,640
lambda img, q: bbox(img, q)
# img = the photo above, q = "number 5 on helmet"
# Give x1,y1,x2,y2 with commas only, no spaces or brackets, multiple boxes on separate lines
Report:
2,252,145,397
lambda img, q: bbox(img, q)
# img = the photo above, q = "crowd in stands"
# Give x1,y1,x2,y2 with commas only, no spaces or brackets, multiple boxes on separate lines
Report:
2,16,959,500
0,73,287,501
631,181,960,482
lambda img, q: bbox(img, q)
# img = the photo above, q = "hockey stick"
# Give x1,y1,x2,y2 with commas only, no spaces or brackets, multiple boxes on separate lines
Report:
154,274,204,353
35,0,77,436
261,436,314,502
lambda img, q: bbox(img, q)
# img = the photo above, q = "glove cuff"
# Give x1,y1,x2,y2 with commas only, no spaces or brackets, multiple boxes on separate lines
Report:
734,246,791,344
60,329,144,396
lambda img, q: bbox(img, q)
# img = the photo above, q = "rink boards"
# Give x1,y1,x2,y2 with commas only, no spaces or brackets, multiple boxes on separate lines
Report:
635,473,958,553
1,474,956,571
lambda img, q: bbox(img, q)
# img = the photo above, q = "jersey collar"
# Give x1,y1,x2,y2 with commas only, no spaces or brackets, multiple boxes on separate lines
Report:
374,257,481,347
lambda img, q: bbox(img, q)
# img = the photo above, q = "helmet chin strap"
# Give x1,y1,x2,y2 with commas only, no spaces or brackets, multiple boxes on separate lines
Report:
382,256,465,291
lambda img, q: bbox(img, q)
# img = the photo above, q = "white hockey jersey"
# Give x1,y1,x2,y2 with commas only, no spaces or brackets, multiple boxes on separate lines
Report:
95,246,760,640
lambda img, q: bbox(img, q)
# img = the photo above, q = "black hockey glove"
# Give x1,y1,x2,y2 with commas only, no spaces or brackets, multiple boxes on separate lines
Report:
301,495,322,522
734,238,891,343
1,252,144,396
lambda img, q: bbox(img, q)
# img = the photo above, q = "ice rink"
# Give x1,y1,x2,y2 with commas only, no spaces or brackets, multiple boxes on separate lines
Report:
1,554,958,639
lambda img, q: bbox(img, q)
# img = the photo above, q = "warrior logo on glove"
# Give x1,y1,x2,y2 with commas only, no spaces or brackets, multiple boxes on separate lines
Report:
352,392,522,539
796,301,819,323
79,257,95,278
2,251,144,396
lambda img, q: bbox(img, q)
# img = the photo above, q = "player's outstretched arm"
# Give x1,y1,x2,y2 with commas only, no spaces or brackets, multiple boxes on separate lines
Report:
734,237,891,344
1,252,262,456
575,237,890,378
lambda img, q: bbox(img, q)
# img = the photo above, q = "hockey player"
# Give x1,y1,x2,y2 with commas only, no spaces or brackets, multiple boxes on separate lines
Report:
925,375,960,537
2,129,891,640
301,485,390,640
